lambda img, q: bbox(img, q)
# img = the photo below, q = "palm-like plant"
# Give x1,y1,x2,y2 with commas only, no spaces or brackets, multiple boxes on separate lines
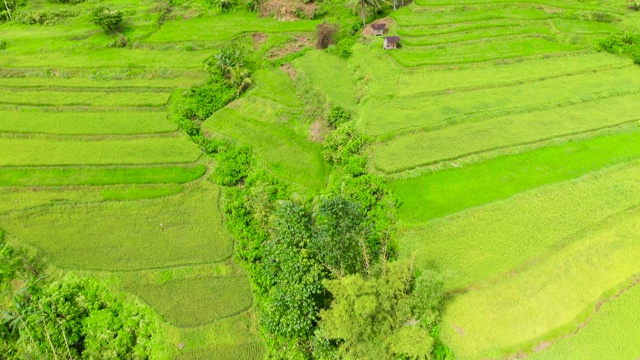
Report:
227,64,253,95
351,0,387,27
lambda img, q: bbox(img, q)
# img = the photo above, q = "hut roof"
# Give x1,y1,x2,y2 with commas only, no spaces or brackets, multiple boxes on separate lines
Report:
384,36,401,43
372,23,387,30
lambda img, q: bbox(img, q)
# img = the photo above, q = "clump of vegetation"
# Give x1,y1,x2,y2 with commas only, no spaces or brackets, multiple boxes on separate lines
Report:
0,234,166,358
316,21,339,49
319,262,445,359
0,0,25,21
91,6,124,33
326,104,352,127
598,33,640,64
0,39,7,50
628,0,640,11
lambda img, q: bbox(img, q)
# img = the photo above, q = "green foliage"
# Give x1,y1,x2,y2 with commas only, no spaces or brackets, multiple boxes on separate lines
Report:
326,105,352,128
91,7,124,33
312,196,371,277
1,275,165,359
0,165,206,187
598,33,640,64
211,145,253,186
328,37,357,59
319,261,439,359
173,68,237,123
323,124,365,165
260,203,325,349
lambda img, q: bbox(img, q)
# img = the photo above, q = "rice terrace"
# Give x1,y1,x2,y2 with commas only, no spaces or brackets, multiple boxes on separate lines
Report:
0,0,639,358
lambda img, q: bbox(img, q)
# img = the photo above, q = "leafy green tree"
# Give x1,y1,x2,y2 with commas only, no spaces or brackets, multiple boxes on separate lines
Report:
260,202,326,356
91,6,123,33
319,262,436,359
312,196,371,277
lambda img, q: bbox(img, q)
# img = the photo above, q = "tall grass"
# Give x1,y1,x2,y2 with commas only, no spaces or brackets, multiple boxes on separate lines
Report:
391,7,557,26
144,12,319,43
441,206,640,358
362,66,640,137
401,24,553,46
203,106,329,191
528,282,640,359
388,37,581,66
0,90,170,106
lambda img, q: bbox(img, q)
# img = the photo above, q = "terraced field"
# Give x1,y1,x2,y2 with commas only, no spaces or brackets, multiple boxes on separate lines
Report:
0,6,275,357
297,0,640,358
182,1,640,354
3,0,640,357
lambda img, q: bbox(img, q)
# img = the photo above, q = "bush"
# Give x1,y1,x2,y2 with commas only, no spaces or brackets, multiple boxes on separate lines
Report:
0,40,7,50
91,6,124,33
323,123,365,165
49,0,85,3
629,0,640,11
329,37,356,59
211,145,253,186
326,105,352,127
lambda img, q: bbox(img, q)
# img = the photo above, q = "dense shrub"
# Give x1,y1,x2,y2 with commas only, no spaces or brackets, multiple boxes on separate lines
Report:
326,105,352,127
173,68,237,122
210,145,253,186
91,6,124,33
323,123,365,164
629,0,640,11
598,33,640,64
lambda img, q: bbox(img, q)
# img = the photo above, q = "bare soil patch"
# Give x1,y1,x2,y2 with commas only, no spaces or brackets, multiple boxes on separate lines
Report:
309,118,330,143
280,63,298,80
253,33,267,50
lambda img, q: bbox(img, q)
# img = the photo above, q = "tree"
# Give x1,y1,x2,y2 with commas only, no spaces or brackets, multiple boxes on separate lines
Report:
260,202,326,356
319,262,437,359
311,196,371,278
350,0,386,27
91,6,123,33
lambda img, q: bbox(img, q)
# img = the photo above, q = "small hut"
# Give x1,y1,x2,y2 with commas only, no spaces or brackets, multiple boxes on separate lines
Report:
383,36,401,50
371,23,386,36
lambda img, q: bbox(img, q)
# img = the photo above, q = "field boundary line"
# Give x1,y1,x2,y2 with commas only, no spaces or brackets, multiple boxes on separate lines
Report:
390,48,585,67
412,1,626,14
371,86,640,143
373,120,640,175
386,63,632,100
0,86,175,93
487,274,640,358
0,132,185,141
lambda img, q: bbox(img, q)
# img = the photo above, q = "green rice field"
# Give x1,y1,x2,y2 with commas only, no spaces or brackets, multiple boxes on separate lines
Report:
2,0,640,357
